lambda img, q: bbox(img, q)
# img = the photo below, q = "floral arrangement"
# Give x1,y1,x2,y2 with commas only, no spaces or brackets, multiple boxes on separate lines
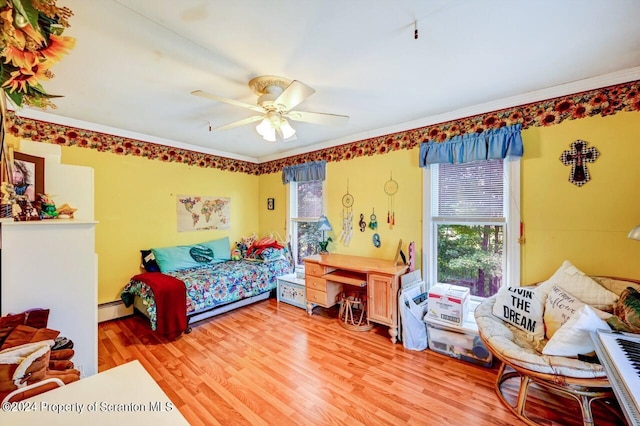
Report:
0,0,75,109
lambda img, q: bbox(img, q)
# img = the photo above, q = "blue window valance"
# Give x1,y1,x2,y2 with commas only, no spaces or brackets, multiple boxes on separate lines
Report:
419,124,523,167
282,160,327,184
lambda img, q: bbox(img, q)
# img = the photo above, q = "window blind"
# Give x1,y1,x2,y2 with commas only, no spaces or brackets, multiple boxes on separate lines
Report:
296,181,323,217
433,159,504,218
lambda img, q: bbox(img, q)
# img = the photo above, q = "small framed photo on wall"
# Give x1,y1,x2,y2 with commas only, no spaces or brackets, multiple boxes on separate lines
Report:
267,198,275,210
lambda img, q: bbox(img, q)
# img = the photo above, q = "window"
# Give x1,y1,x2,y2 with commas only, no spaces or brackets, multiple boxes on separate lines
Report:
288,180,325,267
423,158,520,299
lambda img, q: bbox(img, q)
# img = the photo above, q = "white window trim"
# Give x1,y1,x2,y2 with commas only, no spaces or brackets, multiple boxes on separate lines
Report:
422,158,521,298
286,180,328,270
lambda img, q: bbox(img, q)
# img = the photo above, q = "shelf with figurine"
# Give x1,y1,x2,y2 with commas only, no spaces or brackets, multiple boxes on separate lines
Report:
1,183,81,223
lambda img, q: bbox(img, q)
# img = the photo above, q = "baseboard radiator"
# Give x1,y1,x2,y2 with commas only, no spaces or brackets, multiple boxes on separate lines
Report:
98,300,133,323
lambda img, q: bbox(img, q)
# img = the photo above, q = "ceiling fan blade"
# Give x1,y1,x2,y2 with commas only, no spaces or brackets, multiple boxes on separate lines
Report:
285,110,349,125
213,115,264,131
191,90,265,113
274,80,315,111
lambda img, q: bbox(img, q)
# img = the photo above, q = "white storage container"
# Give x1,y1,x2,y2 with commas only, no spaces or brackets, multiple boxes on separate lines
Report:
424,307,493,368
427,283,470,325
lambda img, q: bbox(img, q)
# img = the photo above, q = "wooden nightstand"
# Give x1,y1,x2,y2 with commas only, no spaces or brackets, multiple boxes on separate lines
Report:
276,273,306,309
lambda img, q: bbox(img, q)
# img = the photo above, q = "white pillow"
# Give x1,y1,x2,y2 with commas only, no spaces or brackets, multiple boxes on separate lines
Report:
542,305,609,356
492,286,545,340
536,260,618,310
544,285,611,339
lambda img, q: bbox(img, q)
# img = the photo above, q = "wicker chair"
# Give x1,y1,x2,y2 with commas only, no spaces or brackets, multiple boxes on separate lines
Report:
475,276,640,426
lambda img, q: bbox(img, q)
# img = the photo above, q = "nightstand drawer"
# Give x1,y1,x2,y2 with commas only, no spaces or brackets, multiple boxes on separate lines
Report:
305,276,327,291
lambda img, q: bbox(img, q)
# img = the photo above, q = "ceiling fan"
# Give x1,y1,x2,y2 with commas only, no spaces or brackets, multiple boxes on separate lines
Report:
192,75,349,142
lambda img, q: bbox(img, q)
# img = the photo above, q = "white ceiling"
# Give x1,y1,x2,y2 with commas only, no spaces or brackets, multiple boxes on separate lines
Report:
12,0,640,163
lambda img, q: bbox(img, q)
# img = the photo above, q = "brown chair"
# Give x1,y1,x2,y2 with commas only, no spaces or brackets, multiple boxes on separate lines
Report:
475,276,640,426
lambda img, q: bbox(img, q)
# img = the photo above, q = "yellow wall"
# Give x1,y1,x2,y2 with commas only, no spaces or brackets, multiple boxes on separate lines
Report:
258,149,424,269
520,111,640,283
9,110,639,304
258,111,640,286
57,146,259,303
258,171,288,240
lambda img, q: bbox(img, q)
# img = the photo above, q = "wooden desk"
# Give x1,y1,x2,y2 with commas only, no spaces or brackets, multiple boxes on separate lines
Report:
304,253,408,343
1,360,189,425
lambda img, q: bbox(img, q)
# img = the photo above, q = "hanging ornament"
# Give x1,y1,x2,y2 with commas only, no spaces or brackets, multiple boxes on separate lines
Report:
373,233,381,248
368,208,378,230
384,172,398,228
339,181,354,246
359,213,366,232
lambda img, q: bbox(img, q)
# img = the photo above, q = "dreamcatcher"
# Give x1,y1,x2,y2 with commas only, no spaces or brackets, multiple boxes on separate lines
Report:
384,172,398,228
338,182,354,246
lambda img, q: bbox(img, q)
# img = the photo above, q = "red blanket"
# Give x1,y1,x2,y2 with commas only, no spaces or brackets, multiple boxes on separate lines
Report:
131,272,186,339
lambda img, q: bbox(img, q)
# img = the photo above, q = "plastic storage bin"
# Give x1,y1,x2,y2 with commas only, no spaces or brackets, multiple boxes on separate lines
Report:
425,310,493,368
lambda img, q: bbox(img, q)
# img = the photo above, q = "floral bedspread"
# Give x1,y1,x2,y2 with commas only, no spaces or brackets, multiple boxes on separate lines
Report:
122,259,293,330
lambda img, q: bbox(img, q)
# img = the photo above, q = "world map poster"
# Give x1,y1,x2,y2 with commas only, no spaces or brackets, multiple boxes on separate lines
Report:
177,195,230,232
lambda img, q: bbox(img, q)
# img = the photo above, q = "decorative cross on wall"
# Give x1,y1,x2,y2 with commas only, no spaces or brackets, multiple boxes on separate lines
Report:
560,140,600,187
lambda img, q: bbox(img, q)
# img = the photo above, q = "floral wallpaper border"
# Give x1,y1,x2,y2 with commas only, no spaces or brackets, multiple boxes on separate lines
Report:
7,80,640,176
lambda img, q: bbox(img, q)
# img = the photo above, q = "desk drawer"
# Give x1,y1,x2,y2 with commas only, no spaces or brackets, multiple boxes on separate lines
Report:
307,283,343,307
306,276,327,291
305,262,333,277
306,288,330,306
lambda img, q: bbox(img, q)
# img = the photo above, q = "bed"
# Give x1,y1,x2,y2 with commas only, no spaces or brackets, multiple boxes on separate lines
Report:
120,237,294,335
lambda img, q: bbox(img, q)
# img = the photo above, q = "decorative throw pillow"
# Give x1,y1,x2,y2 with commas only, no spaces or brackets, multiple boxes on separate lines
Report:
492,285,546,340
536,260,618,310
259,247,285,262
140,249,160,272
151,245,213,272
607,287,640,333
542,305,610,357
544,285,611,339
200,237,231,262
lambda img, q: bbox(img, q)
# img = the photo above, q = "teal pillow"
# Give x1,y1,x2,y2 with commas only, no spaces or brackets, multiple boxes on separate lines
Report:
201,237,231,262
152,245,214,272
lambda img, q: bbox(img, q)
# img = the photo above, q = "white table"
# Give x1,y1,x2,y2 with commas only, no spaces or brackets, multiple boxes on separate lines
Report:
1,360,189,425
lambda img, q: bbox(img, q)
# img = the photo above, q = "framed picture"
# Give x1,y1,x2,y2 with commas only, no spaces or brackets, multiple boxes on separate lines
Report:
13,152,44,202
267,198,275,210
393,239,403,267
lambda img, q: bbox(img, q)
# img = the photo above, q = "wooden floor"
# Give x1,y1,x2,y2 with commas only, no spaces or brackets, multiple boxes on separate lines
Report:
98,298,626,425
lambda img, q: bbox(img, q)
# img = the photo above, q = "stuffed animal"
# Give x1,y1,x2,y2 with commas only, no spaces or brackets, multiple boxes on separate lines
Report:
230,247,242,261
241,233,257,249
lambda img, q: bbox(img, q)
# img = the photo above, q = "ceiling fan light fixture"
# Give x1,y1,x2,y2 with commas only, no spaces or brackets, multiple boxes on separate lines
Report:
280,118,296,140
256,118,276,142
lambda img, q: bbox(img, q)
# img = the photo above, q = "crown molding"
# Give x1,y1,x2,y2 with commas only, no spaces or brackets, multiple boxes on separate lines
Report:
8,108,259,164
8,67,640,165
257,66,640,163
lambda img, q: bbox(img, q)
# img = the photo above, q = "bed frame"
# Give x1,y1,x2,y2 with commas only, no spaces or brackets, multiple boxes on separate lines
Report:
132,289,274,333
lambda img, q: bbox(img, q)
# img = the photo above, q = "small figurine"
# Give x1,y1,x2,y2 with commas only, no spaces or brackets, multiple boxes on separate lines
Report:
56,203,77,219
39,193,59,219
